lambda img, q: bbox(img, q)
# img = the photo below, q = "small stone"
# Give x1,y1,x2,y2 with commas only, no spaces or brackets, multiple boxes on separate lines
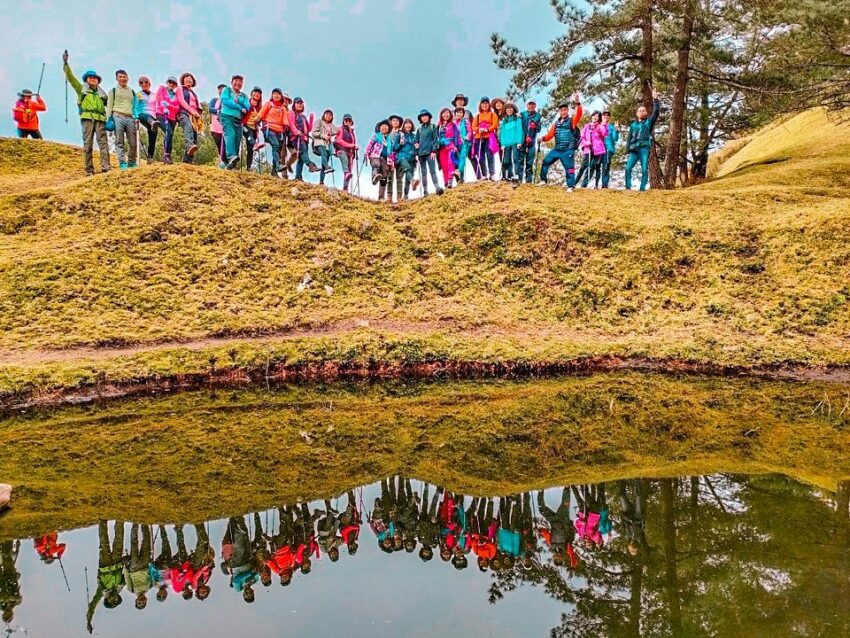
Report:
299,431,314,444
1,483,12,510
324,285,334,296
356,319,370,328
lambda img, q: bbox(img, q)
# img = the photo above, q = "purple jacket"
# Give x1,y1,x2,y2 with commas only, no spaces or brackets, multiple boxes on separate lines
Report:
580,122,609,156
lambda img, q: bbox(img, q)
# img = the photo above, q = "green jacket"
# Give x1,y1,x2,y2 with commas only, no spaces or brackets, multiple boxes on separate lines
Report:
64,63,108,122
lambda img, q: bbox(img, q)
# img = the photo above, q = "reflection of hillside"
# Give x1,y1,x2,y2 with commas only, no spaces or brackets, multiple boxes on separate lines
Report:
2,374,850,540
3,475,848,636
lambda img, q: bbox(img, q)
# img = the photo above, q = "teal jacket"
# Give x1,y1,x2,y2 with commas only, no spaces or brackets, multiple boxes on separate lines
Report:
499,114,524,148
605,125,619,153
394,131,417,162
626,99,660,152
219,87,249,119
415,123,439,156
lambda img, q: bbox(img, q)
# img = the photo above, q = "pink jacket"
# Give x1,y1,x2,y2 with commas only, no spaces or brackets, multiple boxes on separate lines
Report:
580,122,608,156
155,86,180,121
575,511,603,546
176,87,200,116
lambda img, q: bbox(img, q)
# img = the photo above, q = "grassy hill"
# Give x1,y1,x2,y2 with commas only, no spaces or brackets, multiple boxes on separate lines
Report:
0,109,848,403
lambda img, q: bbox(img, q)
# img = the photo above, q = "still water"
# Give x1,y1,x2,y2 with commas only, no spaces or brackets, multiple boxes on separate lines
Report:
2,474,849,637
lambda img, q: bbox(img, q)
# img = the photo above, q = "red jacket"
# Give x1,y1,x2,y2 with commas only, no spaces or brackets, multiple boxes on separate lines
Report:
34,533,66,560
13,96,46,131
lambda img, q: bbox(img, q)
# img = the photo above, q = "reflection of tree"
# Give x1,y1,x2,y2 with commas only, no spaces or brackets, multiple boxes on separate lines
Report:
488,476,850,637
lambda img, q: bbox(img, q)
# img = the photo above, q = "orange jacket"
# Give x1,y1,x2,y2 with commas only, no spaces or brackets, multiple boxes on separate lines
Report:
542,104,583,143
13,96,46,131
470,534,497,560
257,99,290,134
472,110,499,140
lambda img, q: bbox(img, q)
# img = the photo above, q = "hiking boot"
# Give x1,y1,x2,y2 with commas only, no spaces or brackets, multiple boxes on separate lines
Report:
101,168,110,173
536,181,547,187
322,166,335,174
119,162,128,170
128,162,138,169
308,164,321,173
436,187,445,195
453,170,461,182
151,120,161,131
187,144,199,157
163,154,172,165
411,178,420,190
226,156,240,170
567,187,574,193
86,170,95,177
372,173,381,185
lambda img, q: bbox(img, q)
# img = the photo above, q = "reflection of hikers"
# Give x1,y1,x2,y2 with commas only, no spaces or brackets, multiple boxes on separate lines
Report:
397,479,420,553
316,500,343,561
34,532,66,563
12,89,46,139
266,506,296,585
106,69,140,169
123,524,153,610
86,521,126,633
496,496,522,568
62,51,110,175
416,483,442,561
189,523,214,600
293,503,321,572
221,516,257,603
537,488,577,569
0,540,22,625
469,497,497,572
539,93,583,190
618,479,650,555
251,512,272,587
573,485,604,549
338,490,361,555
625,88,661,191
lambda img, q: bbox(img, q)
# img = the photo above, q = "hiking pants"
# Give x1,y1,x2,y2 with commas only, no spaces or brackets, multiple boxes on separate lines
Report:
398,157,416,199
438,147,456,187
138,114,158,160
221,114,242,165
387,164,404,201
540,148,576,187
81,119,110,174
336,150,354,191
266,130,285,174
519,141,536,183
601,150,615,188
457,141,471,182
243,126,258,170
418,154,439,194
472,139,494,179
294,139,316,180
177,112,198,163
370,156,389,199
625,146,651,191
582,153,604,188
502,145,520,180
113,113,138,165
315,145,332,184
575,153,591,187
17,129,42,139
157,116,176,156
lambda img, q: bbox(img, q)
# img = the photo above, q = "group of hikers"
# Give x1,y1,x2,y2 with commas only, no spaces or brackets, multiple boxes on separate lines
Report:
0,478,650,631
12,52,664,198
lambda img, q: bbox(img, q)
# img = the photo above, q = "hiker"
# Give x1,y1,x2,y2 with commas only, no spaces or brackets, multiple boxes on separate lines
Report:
366,119,392,200
0,540,21,625
267,507,297,585
499,101,523,183
472,97,498,180
62,51,110,175
519,99,542,183
338,490,361,555
625,87,661,191
415,109,442,196
601,110,619,188
152,525,176,602
221,516,257,603
123,523,153,610
136,76,159,163
573,485,603,549
34,532,66,563
437,107,462,189
452,93,474,120
106,69,139,169
386,114,404,201
257,88,291,177
492,97,507,177
539,93,583,191
86,520,126,634
311,109,338,185
208,84,226,165
618,479,650,556
416,483,442,562
334,114,358,192
453,106,474,183
155,76,180,164
288,97,320,180
293,503,320,573
219,75,250,170
243,87,263,171
188,523,214,600
394,118,419,200
538,488,578,569
12,89,46,139
316,500,343,561
250,513,272,588
176,72,201,163
577,111,608,188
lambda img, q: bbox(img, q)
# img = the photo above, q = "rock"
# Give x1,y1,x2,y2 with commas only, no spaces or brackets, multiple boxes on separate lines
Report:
296,272,313,293
324,285,334,296
356,319,370,328
0,483,11,511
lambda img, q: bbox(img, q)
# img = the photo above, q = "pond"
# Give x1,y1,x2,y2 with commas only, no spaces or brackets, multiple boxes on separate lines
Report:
1,374,849,636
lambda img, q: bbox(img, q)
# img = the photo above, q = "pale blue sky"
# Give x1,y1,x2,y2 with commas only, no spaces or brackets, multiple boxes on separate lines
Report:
1,0,579,145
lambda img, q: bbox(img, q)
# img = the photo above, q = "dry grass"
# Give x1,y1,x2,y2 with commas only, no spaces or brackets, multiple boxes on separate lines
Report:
1,372,848,540
0,109,848,398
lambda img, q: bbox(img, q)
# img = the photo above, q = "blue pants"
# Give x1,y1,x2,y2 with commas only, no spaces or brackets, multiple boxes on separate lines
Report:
418,154,439,194
457,142,471,182
221,114,242,165
625,146,651,191
540,148,576,187
157,115,176,155
502,145,520,180
601,150,615,188
292,139,315,180
315,145,332,184
472,139,494,178
518,142,536,183
266,130,285,174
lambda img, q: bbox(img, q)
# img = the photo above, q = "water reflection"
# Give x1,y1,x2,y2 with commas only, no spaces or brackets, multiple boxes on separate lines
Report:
2,475,849,637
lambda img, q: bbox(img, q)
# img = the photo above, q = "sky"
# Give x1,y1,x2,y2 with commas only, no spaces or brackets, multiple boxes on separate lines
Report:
1,0,576,146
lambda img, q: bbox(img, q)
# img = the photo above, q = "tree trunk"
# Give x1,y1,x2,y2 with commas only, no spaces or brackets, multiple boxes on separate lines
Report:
661,479,682,634
663,0,697,189
691,87,711,181
639,0,664,189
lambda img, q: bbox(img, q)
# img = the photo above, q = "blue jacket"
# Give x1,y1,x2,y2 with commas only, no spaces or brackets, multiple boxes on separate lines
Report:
551,117,580,151
521,111,543,144
208,96,221,116
416,122,439,156
394,131,417,161
604,125,620,153
499,115,524,148
627,99,660,151
219,87,249,119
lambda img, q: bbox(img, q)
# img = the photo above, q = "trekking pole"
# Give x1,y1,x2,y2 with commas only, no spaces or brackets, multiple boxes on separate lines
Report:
84,565,90,602
64,50,69,124
36,62,46,96
58,556,71,592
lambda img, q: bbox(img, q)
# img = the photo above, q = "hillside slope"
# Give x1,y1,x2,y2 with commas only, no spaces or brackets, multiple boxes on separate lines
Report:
0,109,848,402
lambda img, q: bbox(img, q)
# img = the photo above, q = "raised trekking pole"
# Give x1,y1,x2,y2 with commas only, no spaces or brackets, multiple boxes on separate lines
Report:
58,555,71,592
35,62,46,96
64,50,69,124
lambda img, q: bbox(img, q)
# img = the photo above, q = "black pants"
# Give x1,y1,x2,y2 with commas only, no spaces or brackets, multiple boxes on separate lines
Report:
17,128,42,139
138,114,158,159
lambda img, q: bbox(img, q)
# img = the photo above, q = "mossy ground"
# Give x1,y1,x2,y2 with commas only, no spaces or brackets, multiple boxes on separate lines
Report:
0,109,848,401
1,373,849,540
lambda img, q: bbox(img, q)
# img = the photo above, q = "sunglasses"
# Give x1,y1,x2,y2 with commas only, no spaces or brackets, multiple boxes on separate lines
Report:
140,81,150,85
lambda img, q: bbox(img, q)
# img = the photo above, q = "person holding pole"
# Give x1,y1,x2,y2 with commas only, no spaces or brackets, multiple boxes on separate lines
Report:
63,50,110,175
12,88,46,139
